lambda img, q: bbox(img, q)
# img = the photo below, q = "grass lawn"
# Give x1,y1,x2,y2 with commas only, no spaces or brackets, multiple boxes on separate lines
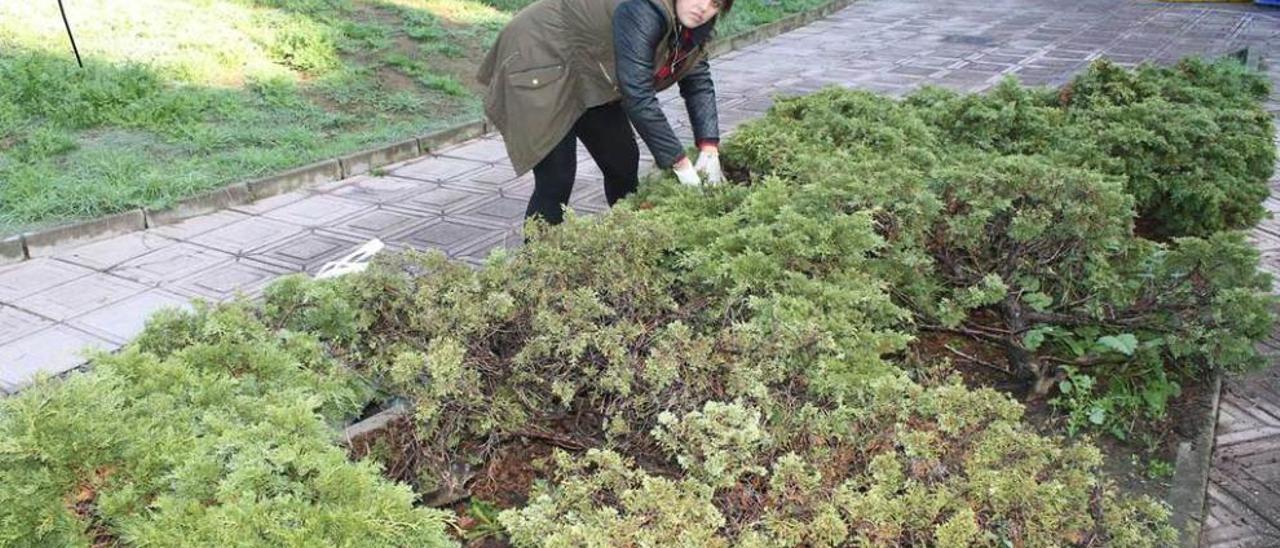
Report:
0,0,835,236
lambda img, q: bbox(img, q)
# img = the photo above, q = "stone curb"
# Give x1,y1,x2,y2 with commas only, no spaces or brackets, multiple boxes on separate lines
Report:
144,183,253,228
418,119,489,154
23,209,146,259
339,137,422,178
246,158,342,200
1168,370,1222,547
0,235,25,266
1,0,857,264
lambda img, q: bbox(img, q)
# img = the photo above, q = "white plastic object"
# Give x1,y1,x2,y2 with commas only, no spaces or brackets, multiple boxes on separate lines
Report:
314,238,385,280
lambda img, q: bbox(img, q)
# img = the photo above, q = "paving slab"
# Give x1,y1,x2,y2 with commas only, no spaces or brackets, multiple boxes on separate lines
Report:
69,289,192,344
188,216,306,255
55,231,178,271
260,194,372,228
13,272,149,322
170,257,294,301
318,174,428,205
247,231,363,275
390,155,489,183
0,326,113,394
388,217,505,254
0,259,95,302
0,305,52,346
109,242,235,286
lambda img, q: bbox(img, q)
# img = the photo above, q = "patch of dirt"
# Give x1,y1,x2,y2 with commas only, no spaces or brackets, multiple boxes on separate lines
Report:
64,466,119,547
348,417,563,547
910,331,1022,391
378,60,424,94
347,415,439,494
300,3,494,119
467,439,553,509
362,4,491,95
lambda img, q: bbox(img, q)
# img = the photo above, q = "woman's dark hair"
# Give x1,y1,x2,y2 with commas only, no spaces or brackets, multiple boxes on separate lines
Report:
716,0,734,15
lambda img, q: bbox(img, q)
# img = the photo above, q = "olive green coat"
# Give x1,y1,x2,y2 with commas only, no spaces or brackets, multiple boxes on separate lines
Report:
477,0,707,175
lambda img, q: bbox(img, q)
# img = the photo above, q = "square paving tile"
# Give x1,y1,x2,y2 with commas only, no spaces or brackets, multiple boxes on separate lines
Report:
189,216,306,254
390,156,489,182
319,175,427,204
397,185,488,215
14,273,149,321
436,138,510,164
110,243,234,285
260,194,372,227
69,289,192,344
0,305,53,345
247,231,363,274
575,161,605,182
149,210,250,241
170,258,292,301
0,326,114,394
231,190,308,215
0,259,95,303
447,164,520,192
390,219,503,253
322,206,430,240
889,64,941,77
570,181,606,202
56,231,178,271
461,195,532,226
500,176,536,199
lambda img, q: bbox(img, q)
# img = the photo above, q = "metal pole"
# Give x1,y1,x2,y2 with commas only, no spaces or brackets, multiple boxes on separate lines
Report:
57,0,83,68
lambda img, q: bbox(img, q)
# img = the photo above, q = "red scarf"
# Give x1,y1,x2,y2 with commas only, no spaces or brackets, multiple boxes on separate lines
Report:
654,27,697,84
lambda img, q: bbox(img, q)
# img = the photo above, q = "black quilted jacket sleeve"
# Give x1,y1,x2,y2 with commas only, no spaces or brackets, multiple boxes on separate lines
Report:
613,0,719,169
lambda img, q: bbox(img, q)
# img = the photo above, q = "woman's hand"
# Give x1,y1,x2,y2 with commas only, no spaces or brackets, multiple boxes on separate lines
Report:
693,144,723,185
673,157,703,186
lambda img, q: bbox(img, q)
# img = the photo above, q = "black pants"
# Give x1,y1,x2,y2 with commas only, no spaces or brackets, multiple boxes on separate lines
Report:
526,101,639,225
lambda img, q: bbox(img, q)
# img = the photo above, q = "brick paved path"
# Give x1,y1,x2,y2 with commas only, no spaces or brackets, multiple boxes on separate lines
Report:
2,1,1279,544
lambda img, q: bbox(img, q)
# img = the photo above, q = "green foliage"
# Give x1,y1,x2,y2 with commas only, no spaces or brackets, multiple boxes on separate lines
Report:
905,77,1064,155
255,13,342,74
0,303,452,546
458,499,505,542
264,273,372,347
914,58,1276,239
724,64,1276,432
725,87,940,179
501,378,1177,547
653,400,773,488
262,189,1176,546
267,208,892,469
500,449,727,547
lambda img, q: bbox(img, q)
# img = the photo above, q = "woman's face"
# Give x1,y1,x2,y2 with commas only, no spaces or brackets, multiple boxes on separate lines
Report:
676,0,719,28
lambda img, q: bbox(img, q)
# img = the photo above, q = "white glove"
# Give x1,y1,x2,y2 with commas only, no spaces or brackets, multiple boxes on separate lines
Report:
673,160,703,187
693,151,723,185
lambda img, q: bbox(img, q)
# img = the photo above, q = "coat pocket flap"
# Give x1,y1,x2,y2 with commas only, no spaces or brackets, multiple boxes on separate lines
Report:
508,64,565,89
